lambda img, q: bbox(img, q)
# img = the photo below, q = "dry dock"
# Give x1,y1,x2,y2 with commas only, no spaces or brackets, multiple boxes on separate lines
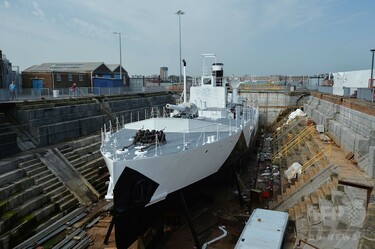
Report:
0,89,374,249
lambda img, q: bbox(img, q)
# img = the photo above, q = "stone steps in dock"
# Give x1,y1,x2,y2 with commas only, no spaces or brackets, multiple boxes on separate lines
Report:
40,177,63,194
269,119,335,210
0,154,80,247
58,136,108,197
0,93,176,247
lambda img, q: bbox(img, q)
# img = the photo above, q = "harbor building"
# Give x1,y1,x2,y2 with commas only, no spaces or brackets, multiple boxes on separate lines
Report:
21,62,129,89
160,66,168,82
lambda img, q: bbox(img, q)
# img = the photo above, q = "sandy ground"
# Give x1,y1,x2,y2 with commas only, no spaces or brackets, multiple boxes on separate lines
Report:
87,215,117,249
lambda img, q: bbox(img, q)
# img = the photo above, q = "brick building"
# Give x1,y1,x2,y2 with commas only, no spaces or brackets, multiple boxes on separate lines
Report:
22,62,129,89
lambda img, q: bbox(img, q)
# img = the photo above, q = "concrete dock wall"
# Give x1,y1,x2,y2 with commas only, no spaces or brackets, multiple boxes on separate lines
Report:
240,91,308,126
304,92,375,178
106,94,173,123
0,114,18,158
4,90,304,148
7,93,175,147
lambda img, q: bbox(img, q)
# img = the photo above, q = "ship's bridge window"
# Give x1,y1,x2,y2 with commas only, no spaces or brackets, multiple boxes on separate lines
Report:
203,78,212,85
216,78,223,86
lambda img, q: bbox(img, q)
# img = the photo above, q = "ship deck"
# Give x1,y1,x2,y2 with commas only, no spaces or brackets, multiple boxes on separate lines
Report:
102,116,253,161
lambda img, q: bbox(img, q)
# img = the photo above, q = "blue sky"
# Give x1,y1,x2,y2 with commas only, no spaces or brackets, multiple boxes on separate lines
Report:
1,0,374,77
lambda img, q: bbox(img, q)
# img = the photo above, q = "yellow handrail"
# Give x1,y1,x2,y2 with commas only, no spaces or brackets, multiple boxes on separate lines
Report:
302,144,332,172
272,116,297,137
272,125,315,163
272,117,303,145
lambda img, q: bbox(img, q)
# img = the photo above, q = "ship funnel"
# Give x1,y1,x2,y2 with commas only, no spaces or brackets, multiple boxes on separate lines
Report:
212,63,224,77
212,63,224,86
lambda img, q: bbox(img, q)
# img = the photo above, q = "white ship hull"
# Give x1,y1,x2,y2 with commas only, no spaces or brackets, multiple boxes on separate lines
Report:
102,117,255,206
100,54,259,247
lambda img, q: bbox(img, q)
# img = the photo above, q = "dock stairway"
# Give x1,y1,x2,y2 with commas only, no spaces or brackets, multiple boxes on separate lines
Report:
269,109,294,134
271,162,338,211
2,113,38,151
268,116,371,248
271,125,315,163
0,112,41,159
271,117,303,146
287,174,367,248
0,154,80,248
269,122,333,210
58,135,109,197
0,133,113,248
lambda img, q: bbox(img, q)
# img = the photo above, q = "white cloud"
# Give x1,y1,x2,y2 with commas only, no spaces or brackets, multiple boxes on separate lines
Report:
71,18,107,38
4,1,10,8
32,1,45,19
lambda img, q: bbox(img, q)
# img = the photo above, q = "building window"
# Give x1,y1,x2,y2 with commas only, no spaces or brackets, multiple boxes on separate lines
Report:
56,74,61,82
68,74,73,81
79,74,84,81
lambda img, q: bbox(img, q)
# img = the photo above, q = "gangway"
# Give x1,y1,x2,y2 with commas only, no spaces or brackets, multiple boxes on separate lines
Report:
271,125,315,163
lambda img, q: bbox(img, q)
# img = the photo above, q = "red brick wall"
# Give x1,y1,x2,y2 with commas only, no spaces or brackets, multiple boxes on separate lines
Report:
22,72,92,89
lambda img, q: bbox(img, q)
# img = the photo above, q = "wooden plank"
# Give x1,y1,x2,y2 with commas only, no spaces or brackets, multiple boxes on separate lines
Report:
304,196,312,210
299,201,307,214
316,188,325,200
310,193,319,207
321,184,331,200
294,204,301,219
288,208,296,221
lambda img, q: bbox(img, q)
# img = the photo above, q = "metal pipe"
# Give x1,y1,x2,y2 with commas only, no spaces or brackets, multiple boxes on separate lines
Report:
183,59,187,103
370,49,375,87
202,226,228,249
297,239,319,249
119,32,122,82
113,32,123,83
51,70,55,89
370,49,375,102
175,10,185,85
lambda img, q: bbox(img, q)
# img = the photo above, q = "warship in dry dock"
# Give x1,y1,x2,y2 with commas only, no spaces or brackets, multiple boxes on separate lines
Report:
100,54,259,247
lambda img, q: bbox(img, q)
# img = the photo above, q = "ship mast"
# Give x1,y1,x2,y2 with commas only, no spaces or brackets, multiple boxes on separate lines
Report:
182,59,187,103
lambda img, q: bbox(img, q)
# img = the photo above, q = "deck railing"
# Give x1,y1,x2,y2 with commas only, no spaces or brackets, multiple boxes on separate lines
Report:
101,105,258,159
